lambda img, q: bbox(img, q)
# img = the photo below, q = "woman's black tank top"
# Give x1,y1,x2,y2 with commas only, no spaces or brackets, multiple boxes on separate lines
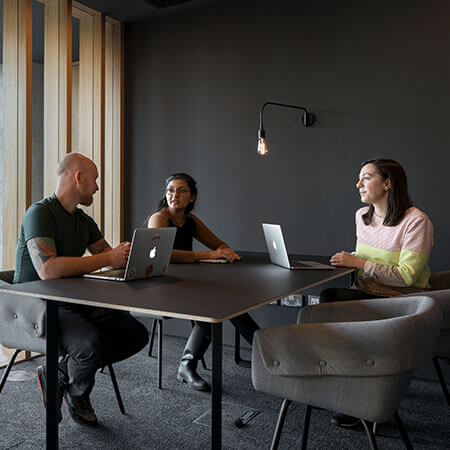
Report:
168,216,196,251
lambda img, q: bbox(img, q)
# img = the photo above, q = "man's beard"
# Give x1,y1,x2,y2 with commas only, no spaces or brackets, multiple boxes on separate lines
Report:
80,194,94,206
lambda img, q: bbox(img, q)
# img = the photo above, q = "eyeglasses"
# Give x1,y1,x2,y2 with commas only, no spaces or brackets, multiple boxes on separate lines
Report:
166,187,190,196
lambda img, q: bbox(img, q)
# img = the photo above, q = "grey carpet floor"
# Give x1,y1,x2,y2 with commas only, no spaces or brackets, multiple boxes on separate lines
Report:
0,335,449,449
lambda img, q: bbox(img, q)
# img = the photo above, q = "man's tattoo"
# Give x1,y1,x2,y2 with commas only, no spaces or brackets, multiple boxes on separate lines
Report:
27,237,57,274
88,238,111,254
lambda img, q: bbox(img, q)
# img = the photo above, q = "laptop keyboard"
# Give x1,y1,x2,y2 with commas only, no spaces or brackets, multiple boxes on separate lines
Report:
99,269,125,277
291,261,312,268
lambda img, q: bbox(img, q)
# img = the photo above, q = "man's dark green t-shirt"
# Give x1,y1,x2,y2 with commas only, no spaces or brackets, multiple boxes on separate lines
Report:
14,194,103,284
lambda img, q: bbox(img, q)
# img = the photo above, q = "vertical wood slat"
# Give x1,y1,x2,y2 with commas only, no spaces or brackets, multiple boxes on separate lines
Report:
71,5,103,228
94,13,105,232
2,0,32,269
115,22,124,245
43,0,71,198
71,62,79,153
104,21,113,244
104,18,124,246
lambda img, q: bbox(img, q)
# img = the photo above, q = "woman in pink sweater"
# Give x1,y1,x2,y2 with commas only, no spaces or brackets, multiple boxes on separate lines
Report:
320,158,433,427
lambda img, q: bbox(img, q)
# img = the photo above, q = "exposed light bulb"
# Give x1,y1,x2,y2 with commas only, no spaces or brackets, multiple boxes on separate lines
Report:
257,137,268,156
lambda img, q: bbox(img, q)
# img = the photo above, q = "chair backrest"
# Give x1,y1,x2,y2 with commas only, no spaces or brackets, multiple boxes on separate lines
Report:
296,296,442,372
253,296,442,423
0,270,46,353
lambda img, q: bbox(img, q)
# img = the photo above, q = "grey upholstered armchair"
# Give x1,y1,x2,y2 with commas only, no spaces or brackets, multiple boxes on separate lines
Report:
0,270,125,414
252,296,442,450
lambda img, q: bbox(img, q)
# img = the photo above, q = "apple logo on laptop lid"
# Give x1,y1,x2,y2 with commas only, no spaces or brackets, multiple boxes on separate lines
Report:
149,233,160,259
272,240,277,250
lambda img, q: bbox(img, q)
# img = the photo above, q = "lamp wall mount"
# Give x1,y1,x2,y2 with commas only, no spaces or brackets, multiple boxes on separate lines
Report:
257,101,315,156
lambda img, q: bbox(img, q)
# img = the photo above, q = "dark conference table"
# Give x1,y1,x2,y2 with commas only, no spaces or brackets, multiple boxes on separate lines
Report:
2,253,353,449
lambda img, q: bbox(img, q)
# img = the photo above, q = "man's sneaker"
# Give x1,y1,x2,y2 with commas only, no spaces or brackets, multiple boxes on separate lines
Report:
36,365,64,423
64,392,99,427
331,413,360,428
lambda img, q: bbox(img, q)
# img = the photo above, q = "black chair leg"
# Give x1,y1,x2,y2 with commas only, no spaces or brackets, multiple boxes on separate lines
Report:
393,411,414,450
270,399,291,450
0,349,21,395
148,319,158,357
190,320,208,370
300,405,312,450
157,319,163,389
107,364,126,415
234,328,251,368
361,419,378,450
433,356,450,405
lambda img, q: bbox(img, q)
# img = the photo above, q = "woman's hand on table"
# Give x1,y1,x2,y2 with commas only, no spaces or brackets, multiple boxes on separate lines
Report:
330,251,365,270
209,247,241,263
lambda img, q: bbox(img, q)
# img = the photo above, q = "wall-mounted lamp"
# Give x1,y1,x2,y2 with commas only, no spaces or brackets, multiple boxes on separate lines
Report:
257,102,315,156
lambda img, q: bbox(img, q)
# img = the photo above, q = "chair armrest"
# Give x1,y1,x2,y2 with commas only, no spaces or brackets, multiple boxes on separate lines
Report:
430,271,450,290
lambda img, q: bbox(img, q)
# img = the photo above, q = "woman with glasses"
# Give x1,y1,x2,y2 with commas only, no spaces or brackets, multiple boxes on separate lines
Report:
321,158,433,427
147,173,259,391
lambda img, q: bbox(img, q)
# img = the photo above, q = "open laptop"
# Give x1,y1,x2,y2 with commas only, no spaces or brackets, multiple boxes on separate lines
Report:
262,223,335,270
84,227,176,281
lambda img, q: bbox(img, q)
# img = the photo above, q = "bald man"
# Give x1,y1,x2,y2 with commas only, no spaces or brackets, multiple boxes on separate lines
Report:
14,153,148,427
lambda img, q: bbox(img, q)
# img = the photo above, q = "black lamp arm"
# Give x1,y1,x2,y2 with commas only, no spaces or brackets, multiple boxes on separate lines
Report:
258,101,314,130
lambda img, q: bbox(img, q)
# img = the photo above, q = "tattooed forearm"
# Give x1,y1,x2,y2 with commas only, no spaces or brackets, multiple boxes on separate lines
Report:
88,238,112,255
27,237,57,275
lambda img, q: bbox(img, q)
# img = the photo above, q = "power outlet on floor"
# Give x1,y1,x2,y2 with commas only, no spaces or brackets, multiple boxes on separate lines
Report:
308,295,320,305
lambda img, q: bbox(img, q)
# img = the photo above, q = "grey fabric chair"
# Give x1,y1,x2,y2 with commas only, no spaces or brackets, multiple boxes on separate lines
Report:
0,270,126,414
252,296,442,450
426,270,450,405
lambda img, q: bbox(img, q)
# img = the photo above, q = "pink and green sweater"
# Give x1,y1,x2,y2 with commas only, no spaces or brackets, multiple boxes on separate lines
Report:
354,206,433,297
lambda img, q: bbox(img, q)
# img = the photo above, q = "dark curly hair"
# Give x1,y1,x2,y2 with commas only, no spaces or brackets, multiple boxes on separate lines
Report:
155,173,198,214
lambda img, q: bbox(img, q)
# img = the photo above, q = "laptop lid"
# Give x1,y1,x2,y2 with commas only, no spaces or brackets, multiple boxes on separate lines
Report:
262,223,291,269
85,227,176,281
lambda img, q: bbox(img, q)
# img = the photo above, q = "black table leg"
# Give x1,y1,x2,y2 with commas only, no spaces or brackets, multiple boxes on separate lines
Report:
211,322,222,450
46,300,59,450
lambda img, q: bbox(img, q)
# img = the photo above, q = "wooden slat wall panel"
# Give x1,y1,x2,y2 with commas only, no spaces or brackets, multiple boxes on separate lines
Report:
2,0,123,269
71,62,79,153
104,21,113,244
93,13,105,231
104,18,123,246
43,0,71,198
72,4,103,227
2,0,32,269
1,0,32,358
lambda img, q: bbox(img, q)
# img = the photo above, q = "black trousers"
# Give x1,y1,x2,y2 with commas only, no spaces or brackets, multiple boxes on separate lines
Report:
59,305,149,398
319,288,380,303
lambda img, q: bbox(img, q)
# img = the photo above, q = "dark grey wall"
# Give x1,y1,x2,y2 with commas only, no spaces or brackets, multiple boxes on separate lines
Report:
124,0,450,272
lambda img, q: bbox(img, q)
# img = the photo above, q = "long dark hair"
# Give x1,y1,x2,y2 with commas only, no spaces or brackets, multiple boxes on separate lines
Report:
155,173,198,214
361,159,412,226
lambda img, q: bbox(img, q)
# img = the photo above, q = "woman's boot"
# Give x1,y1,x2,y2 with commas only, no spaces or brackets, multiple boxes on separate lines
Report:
177,324,211,391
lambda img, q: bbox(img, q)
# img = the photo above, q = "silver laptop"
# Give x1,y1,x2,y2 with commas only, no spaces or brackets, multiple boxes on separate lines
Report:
84,227,176,281
262,223,335,270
